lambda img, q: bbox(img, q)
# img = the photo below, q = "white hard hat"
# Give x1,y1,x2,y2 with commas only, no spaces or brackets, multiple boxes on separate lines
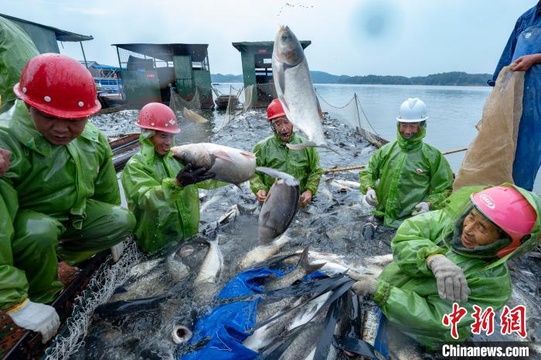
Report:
396,98,429,123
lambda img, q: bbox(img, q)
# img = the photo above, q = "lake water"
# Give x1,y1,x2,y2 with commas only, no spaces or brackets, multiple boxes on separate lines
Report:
213,82,541,193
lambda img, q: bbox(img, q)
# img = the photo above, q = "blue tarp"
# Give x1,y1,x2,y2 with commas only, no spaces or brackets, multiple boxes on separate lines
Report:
179,266,325,360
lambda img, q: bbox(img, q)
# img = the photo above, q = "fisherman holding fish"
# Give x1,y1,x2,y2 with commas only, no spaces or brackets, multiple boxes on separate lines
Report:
250,99,324,207
360,98,453,236
0,53,136,343
121,102,223,254
351,183,540,350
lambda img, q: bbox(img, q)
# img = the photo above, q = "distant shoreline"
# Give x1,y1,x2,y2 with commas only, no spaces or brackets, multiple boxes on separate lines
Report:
212,70,492,87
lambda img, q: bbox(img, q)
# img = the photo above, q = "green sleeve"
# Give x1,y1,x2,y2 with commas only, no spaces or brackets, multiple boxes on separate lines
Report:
0,179,29,310
359,147,384,194
304,147,323,195
249,141,269,195
423,147,454,209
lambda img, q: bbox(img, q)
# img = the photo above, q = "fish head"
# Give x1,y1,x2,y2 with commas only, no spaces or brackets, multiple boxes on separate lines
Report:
273,25,304,66
170,144,212,168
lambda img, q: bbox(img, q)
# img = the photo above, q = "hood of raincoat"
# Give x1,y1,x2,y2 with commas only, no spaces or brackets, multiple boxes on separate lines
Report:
442,183,541,269
396,122,426,151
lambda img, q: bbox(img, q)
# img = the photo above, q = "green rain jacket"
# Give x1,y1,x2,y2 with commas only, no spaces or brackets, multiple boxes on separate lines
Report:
0,16,39,114
250,132,323,195
0,101,121,309
121,136,223,254
372,183,541,349
360,124,453,228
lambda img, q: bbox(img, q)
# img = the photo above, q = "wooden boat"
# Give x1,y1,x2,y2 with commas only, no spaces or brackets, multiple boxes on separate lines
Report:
214,94,239,111
0,133,141,360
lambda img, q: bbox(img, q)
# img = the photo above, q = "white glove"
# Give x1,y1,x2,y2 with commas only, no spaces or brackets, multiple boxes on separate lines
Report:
412,202,430,216
427,255,470,302
365,189,378,206
351,274,378,297
110,241,125,262
8,299,60,343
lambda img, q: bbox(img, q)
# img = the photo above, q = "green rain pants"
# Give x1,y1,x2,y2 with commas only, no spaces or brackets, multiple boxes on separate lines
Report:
12,199,136,303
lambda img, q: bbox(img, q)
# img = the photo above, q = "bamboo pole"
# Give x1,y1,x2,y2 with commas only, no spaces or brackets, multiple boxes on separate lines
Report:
324,147,468,174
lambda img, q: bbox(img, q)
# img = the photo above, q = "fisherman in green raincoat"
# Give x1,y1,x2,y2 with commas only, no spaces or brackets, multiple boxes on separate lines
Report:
121,102,220,254
351,183,540,349
360,98,453,233
250,98,323,207
0,54,136,343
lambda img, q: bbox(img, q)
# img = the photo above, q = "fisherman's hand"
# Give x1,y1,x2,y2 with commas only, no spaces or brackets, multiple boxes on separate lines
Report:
0,148,10,177
175,163,215,187
351,274,378,297
110,241,125,262
427,255,470,302
511,54,540,72
256,190,267,203
7,299,60,343
412,202,430,216
299,190,313,207
365,188,378,206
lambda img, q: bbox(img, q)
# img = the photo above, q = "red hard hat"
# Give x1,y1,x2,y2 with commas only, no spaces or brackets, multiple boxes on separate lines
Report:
267,98,286,122
13,53,101,119
136,102,180,134
471,186,537,258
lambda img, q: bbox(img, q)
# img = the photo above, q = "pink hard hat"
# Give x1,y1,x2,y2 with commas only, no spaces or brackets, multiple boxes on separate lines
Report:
471,186,537,258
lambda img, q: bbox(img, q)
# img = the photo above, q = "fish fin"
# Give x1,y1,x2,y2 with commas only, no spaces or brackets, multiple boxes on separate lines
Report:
212,149,235,162
182,108,208,123
286,141,314,150
255,166,299,186
299,246,326,275
240,150,256,159
286,141,341,156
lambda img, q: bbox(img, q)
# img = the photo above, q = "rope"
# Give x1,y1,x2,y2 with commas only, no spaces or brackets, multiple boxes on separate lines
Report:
323,147,468,174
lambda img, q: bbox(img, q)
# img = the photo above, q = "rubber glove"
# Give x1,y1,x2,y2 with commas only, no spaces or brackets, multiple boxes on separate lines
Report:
351,274,378,297
427,255,470,302
365,189,378,206
176,164,215,187
110,241,125,262
412,202,430,216
8,299,60,343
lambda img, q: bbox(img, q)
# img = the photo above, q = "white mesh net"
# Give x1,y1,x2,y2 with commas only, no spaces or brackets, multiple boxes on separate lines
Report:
42,240,144,360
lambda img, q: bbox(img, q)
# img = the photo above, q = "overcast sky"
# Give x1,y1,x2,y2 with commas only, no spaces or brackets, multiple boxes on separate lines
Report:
0,0,535,77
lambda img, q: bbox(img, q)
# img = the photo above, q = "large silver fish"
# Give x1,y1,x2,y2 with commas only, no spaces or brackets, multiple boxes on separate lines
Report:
272,25,329,151
170,143,256,186
256,166,300,244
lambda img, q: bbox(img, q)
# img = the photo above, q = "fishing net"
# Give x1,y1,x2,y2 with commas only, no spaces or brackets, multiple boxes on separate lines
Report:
42,240,144,360
316,90,388,148
169,86,202,114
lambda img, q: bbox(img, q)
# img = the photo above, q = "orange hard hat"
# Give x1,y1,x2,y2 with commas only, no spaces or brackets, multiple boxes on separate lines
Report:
13,53,101,119
136,102,180,134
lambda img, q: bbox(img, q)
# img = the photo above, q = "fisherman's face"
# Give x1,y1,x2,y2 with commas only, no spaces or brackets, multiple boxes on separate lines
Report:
399,122,420,139
461,208,501,248
272,117,294,142
150,131,174,156
30,106,88,145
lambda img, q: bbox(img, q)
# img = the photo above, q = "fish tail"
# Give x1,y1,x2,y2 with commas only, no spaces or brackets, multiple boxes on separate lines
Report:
299,246,325,275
